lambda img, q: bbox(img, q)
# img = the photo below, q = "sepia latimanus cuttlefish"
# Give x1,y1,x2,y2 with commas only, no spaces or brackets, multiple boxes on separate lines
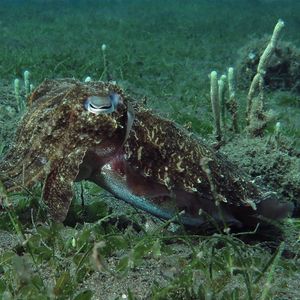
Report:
0,79,293,230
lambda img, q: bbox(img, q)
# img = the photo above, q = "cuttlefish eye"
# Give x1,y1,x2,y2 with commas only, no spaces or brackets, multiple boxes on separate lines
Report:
84,93,120,114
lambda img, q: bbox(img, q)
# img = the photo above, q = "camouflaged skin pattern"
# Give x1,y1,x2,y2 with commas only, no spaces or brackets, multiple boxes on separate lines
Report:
0,79,129,221
0,78,261,222
125,107,260,209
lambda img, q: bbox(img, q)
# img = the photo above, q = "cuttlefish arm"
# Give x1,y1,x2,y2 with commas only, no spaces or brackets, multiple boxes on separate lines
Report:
45,100,135,222
43,147,88,222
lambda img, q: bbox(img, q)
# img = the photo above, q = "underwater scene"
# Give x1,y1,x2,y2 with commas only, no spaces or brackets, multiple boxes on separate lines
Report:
0,0,299,299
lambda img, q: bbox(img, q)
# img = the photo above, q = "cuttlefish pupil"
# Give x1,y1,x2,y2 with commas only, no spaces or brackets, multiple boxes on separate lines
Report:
84,93,120,114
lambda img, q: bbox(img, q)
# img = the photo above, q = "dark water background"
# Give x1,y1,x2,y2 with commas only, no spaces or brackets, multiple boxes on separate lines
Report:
1,0,299,82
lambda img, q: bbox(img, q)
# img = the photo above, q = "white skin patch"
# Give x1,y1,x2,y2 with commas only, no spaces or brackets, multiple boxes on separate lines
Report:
137,146,143,161
163,175,171,188
102,164,112,171
176,157,185,172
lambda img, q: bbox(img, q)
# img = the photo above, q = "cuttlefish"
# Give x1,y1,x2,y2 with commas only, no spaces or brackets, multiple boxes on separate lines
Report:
0,79,293,229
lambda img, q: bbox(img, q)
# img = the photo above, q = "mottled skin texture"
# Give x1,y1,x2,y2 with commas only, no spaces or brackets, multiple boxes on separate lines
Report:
0,79,128,221
0,79,291,228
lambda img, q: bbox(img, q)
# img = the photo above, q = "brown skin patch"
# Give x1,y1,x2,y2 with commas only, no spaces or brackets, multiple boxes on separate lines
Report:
42,148,88,222
124,109,260,206
0,78,290,226
0,79,129,221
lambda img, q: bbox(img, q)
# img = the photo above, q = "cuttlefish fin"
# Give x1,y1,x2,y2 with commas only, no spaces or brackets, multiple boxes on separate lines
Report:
43,148,88,222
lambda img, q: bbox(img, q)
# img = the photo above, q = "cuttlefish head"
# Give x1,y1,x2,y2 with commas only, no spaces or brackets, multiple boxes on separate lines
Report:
0,78,134,221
